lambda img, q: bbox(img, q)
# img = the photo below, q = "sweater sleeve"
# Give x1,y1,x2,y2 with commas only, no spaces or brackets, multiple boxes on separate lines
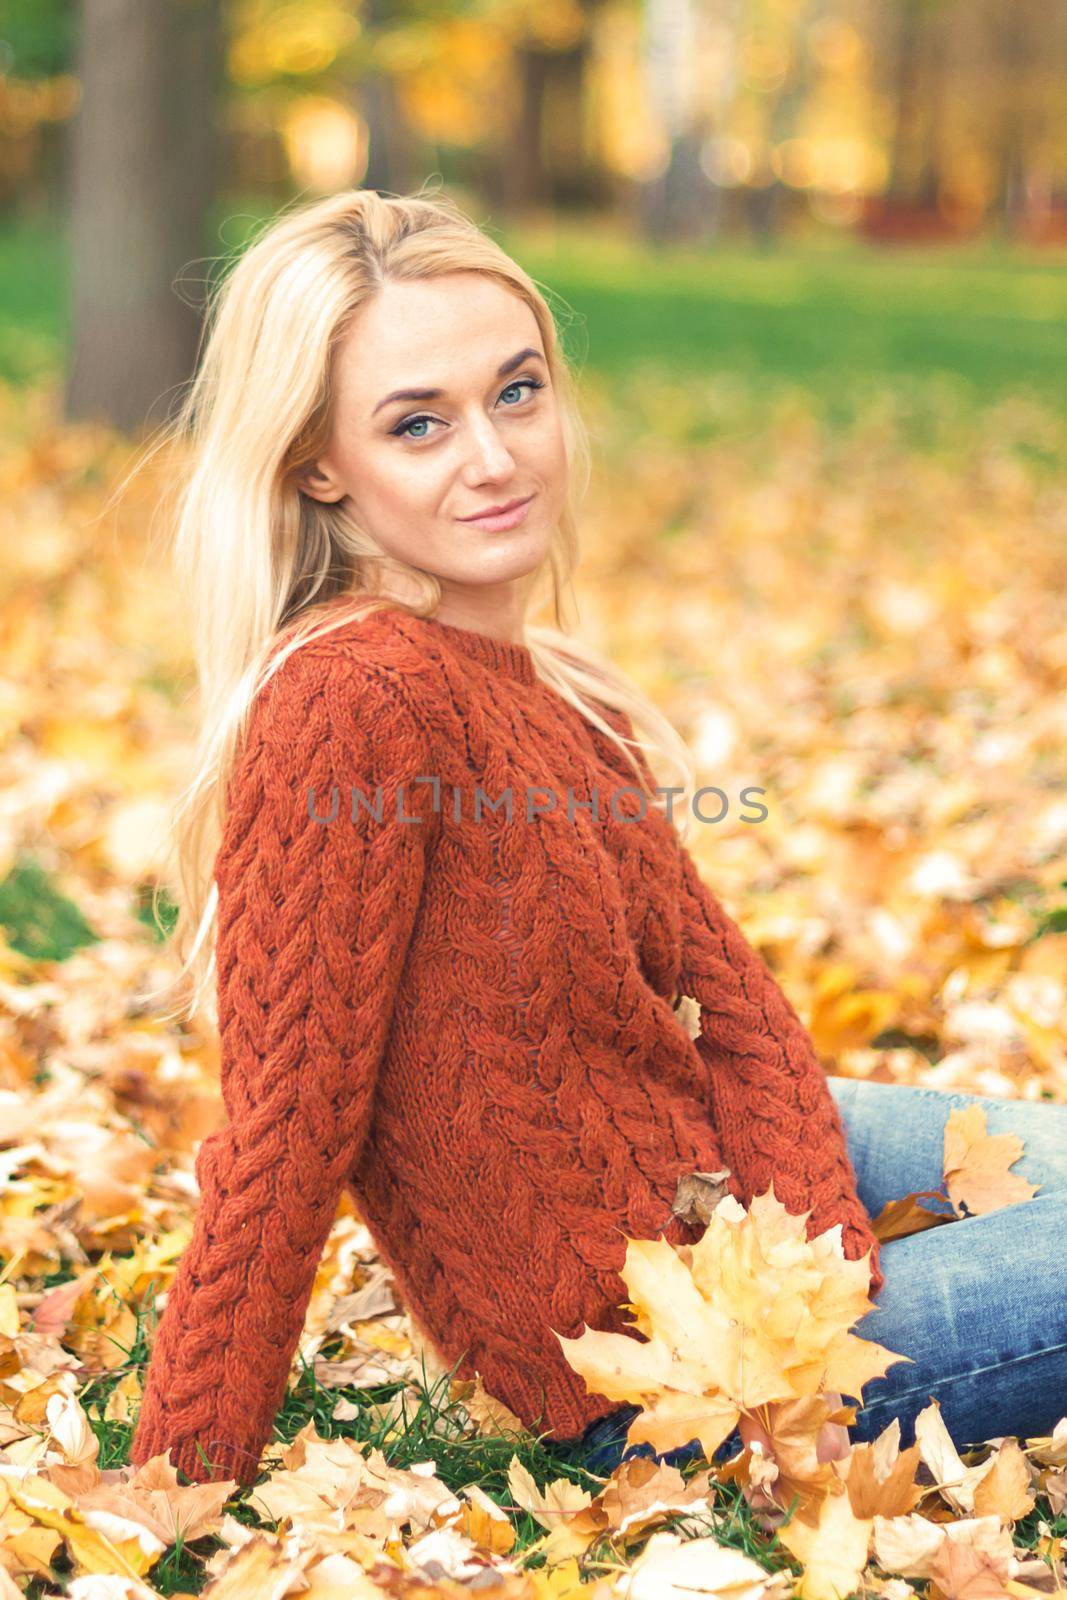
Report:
671,842,884,1298
128,654,433,1487
594,703,883,1299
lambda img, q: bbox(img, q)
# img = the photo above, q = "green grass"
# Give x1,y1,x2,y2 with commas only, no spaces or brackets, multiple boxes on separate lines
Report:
107,1291,1067,1595
0,212,68,383
0,853,98,962
503,220,1067,423
109,1306,803,1595
2,202,1066,420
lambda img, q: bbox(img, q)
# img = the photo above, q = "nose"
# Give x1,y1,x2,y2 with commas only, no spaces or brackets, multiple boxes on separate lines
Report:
462,413,516,481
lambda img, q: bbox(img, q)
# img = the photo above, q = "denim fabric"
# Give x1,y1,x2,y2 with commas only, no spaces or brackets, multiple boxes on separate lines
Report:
557,1079,1067,1473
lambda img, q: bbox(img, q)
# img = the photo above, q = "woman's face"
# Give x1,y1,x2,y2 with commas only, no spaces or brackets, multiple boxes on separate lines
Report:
297,272,570,618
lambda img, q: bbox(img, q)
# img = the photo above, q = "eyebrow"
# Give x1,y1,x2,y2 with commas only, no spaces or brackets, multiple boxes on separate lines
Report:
371,347,546,416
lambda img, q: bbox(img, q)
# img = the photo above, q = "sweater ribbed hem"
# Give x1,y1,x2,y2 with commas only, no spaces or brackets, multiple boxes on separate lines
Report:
465,1335,645,1445
397,609,538,686
129,1415,265,1487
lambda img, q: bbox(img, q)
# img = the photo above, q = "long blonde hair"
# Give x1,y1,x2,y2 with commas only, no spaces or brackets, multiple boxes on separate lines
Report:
138,186,696,1025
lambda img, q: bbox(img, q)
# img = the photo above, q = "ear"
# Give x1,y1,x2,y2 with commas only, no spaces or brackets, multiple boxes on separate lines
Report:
296,461,347,504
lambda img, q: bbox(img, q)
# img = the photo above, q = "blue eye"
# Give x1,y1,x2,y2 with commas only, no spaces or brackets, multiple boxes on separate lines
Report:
391,376,545,440
500,377,543,405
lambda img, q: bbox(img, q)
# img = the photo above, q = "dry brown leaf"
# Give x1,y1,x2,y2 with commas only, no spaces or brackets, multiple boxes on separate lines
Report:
5,1471,166,1580
942,1105,1040,1218
670,1168,736,1228
597,1451,715,1539
914,1401,999,1516
453,1483,516,1556
90,1449,237,1550
605,1525,794,1599
870,1191,957,1243
871,1512,1014,1581
834,1417,925,1521
970,1438,1037,1525
927,1526,1019,1600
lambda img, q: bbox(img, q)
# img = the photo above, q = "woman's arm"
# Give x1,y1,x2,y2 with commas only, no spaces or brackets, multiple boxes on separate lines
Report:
671,840,884,1297
128,652,433,1486
593,705,883,1297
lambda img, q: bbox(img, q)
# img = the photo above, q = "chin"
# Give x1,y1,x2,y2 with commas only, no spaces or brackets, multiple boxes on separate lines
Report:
466,522,552,568
508,533,554,579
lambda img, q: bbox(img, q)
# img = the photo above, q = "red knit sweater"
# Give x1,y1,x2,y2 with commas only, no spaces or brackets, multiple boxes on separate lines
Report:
128,600,883,1487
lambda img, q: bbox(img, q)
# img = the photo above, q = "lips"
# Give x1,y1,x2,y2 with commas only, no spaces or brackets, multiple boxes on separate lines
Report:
459,494,534,522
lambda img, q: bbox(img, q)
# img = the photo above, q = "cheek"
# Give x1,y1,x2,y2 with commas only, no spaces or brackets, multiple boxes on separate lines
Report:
526,406,567,468
339,447,446,559
354,445,445,512
540,413,571,493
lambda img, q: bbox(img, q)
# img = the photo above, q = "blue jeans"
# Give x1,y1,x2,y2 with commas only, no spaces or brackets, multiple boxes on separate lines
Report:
559,1078,1067,1475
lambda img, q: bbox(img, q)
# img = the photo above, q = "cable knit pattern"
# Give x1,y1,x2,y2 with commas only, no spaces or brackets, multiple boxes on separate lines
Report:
128,600,882,1488
585,711,886,1299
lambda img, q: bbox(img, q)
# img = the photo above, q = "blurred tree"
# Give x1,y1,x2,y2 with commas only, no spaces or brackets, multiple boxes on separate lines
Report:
640,0,749,244
65,0,222,433
536,22,614,209
639,0,705,242
989,0,1039,230
360,0,416,196
885,0,945,205
744,0,813,245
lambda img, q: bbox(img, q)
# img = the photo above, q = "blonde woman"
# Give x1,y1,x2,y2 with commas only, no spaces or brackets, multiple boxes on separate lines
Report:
128,188,1067,1489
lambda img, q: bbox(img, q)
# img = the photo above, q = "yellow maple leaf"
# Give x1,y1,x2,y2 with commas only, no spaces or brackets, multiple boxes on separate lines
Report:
777,1482,874,1600
553,1185,908,1469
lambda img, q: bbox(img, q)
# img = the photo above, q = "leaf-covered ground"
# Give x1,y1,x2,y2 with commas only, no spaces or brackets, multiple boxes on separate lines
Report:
0,361,1065,1596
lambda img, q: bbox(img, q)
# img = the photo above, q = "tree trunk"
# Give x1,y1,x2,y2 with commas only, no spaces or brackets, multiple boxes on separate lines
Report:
886,0,945,204
361,71,416,197
540,42,605,210
639,0,712,244
993,2,1034,234
498,45,553,215
65,0,222,435
361,0,417,196
886,0,920,199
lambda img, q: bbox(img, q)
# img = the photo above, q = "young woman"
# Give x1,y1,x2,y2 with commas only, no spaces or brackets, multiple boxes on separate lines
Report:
128,188,1067,1489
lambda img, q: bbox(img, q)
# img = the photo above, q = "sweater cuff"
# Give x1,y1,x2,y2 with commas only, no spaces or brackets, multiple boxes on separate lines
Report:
839,1216,884,1299
130,1416,266,1487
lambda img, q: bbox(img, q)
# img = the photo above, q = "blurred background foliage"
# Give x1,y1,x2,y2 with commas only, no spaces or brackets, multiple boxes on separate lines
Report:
2,0,1067,415
0,2,1065,1576
0,0,1063,1015
0,0,1064,1038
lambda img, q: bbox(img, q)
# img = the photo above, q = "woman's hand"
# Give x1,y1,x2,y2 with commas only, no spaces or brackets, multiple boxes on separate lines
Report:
737,1392,852,1473
814,1392,852,1463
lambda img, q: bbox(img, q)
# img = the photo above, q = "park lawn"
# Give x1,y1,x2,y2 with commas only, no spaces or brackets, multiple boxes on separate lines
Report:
0,211,68,384
508,218,1067,426
2,204,1066,426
